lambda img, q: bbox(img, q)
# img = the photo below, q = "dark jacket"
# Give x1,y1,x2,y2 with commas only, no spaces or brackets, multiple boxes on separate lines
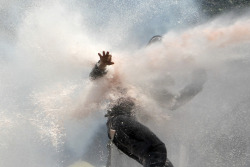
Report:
89,62,173,167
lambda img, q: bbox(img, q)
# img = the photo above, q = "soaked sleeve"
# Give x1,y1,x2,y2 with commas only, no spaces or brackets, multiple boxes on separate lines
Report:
89,61,108,80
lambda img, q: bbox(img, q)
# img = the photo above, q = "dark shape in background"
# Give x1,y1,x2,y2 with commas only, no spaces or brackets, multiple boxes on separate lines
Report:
199,0,250,16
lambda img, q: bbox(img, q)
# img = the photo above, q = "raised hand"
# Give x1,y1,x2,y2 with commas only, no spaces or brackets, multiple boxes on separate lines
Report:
98,51,114,69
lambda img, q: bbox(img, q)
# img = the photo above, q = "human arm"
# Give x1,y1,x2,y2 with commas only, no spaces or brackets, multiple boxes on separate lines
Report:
170,68,207,110
72,51,114,119
149,68,207,110
89,51,114,80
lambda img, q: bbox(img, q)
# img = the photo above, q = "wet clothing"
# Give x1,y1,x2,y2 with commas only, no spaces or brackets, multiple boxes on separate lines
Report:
107,115,173,167
89,61,108,80
89,63,174,167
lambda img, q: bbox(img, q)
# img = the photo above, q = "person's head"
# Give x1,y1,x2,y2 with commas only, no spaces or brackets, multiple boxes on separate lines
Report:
105,97,135,118
147,35,162,45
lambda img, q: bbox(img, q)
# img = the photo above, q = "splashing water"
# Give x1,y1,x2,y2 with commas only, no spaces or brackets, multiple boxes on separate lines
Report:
1,0,250,167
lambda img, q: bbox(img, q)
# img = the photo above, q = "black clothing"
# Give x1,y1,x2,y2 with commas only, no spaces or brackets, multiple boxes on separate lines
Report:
89,61,108,80
107,115,172,167
89,62,174,167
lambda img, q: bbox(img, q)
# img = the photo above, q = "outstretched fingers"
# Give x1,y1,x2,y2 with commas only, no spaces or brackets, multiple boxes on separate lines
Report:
107,55,114,65
97,51,114,66
98,53,102,58
107,54,111,61
98,51,109,57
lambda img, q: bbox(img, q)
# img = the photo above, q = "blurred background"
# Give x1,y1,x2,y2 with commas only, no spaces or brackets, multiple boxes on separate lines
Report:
0,0,250,167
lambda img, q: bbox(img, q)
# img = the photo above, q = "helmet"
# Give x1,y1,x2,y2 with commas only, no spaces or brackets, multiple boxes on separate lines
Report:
147,35,162,45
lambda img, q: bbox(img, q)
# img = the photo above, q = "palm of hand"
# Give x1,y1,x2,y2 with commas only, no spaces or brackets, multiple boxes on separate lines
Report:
98,51,114,66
